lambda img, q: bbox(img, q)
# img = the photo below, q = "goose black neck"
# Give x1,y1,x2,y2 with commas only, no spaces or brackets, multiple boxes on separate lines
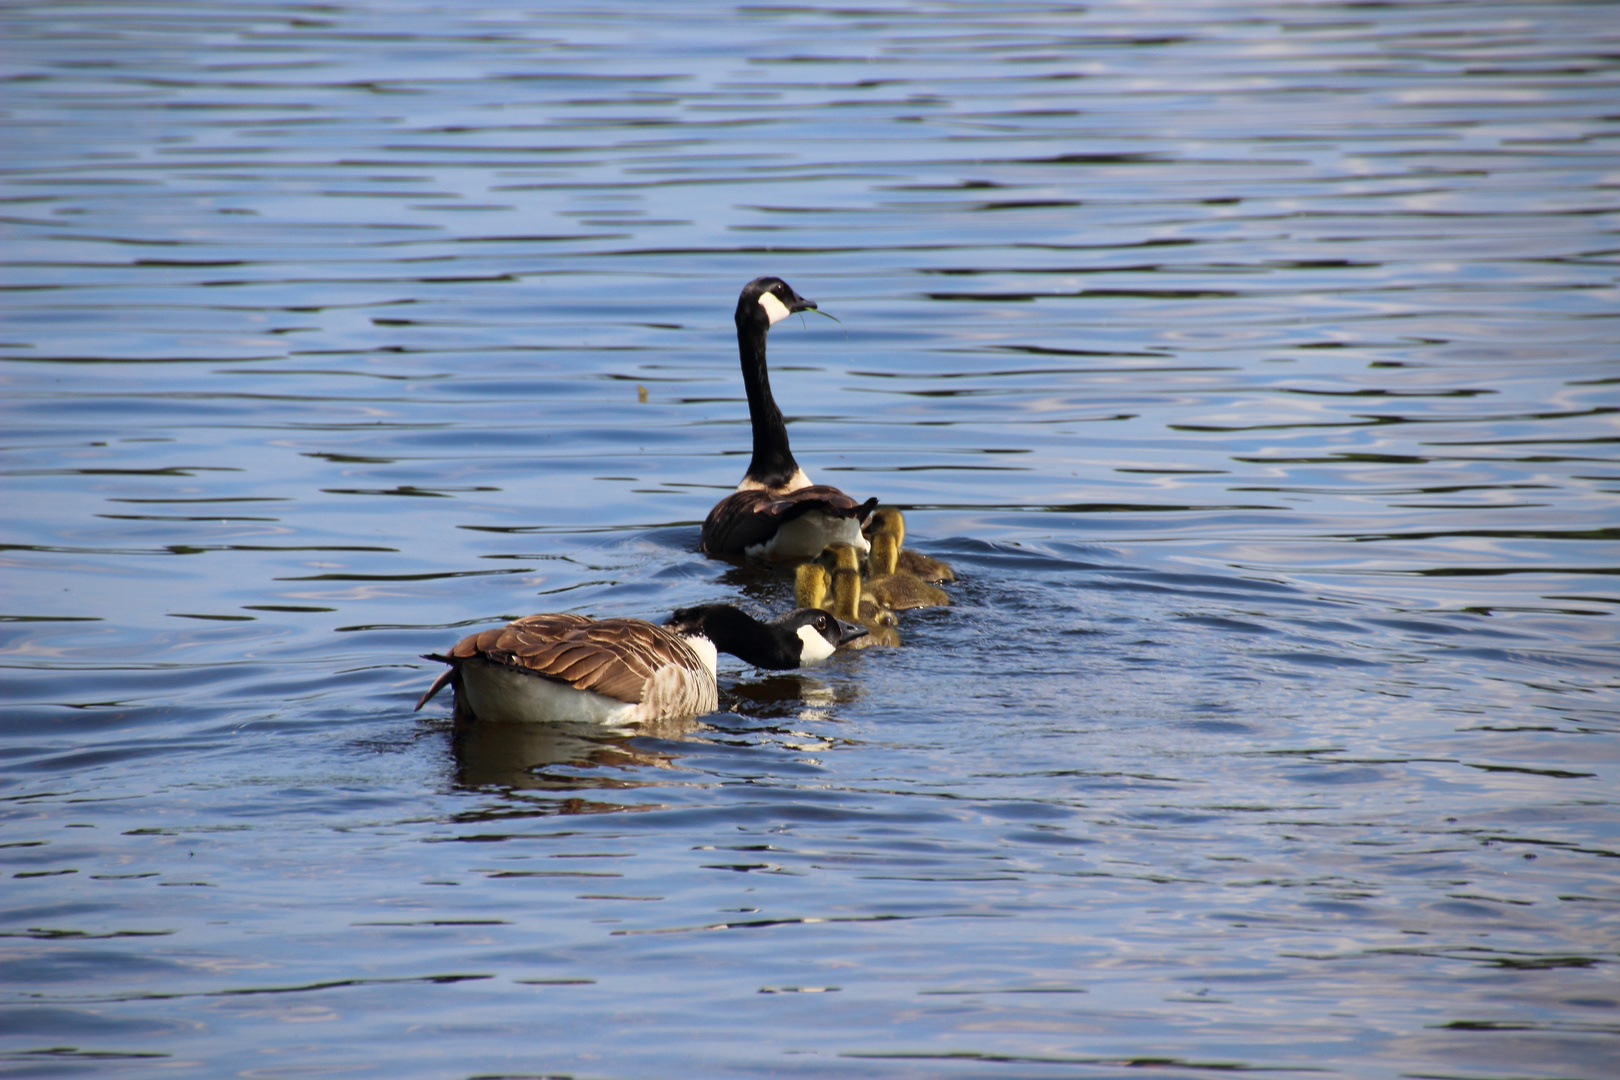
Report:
674,604,803,670
736,318,801,490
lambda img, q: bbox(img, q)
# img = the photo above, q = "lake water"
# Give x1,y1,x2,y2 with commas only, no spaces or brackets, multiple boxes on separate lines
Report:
2,2,1617,1077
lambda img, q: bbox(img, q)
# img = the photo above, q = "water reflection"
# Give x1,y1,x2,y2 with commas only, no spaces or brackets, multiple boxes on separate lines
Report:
449,716,695,790
722,671,855,723
447,669,859,790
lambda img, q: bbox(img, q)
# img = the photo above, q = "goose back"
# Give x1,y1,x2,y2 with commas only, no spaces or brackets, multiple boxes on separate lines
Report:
701,487,875,560
418,614,718,725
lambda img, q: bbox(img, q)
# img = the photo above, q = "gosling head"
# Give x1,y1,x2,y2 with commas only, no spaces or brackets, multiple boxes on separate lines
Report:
816,540,863,574
868,506,906,545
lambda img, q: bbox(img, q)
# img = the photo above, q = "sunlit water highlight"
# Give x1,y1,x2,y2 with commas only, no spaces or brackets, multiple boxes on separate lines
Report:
2,2,1617,1078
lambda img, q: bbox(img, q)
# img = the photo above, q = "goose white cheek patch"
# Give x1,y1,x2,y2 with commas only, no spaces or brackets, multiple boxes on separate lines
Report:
797,624,837,664
758,291,792,325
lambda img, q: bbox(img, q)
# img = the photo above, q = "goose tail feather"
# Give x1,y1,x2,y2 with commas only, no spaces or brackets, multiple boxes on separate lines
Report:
415,660,457,711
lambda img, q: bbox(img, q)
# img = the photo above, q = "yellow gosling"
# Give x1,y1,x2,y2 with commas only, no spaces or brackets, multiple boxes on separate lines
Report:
830,566,900,649
864,529,949,610
817,540,862,575
867,506,954,583
795,560,833,613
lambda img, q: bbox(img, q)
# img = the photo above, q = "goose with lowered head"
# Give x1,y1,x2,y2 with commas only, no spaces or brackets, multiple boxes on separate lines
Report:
416,604,866,725
700,276,876,560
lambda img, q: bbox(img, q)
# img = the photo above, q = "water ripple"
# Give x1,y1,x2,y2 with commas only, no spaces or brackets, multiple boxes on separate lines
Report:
1,1,1617,1077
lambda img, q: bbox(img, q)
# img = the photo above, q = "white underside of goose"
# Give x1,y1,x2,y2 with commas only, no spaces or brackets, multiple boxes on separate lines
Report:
746,510,870,560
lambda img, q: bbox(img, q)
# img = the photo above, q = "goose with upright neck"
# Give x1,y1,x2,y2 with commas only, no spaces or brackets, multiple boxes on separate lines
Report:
416,604,866,726
700,276,877,560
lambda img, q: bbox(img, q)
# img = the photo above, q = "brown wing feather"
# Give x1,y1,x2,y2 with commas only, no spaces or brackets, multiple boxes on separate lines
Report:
701,486,875,556
429,614,706,706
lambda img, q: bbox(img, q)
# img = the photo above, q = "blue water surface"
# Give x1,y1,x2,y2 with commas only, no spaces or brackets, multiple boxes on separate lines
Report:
2,2,1617,1077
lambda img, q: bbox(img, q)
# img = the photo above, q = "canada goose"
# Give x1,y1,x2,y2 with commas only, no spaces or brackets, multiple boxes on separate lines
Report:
416,605,867,725
864,527,950,610
865,506,954,583
700,277,877,559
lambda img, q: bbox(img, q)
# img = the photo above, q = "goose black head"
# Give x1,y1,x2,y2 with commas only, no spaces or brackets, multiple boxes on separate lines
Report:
771,605,868,663
736,276,817,330
666,603,865,669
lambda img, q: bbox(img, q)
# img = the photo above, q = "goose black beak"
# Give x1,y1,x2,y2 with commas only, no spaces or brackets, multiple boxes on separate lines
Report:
789,293,816,314
834,617,868,645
